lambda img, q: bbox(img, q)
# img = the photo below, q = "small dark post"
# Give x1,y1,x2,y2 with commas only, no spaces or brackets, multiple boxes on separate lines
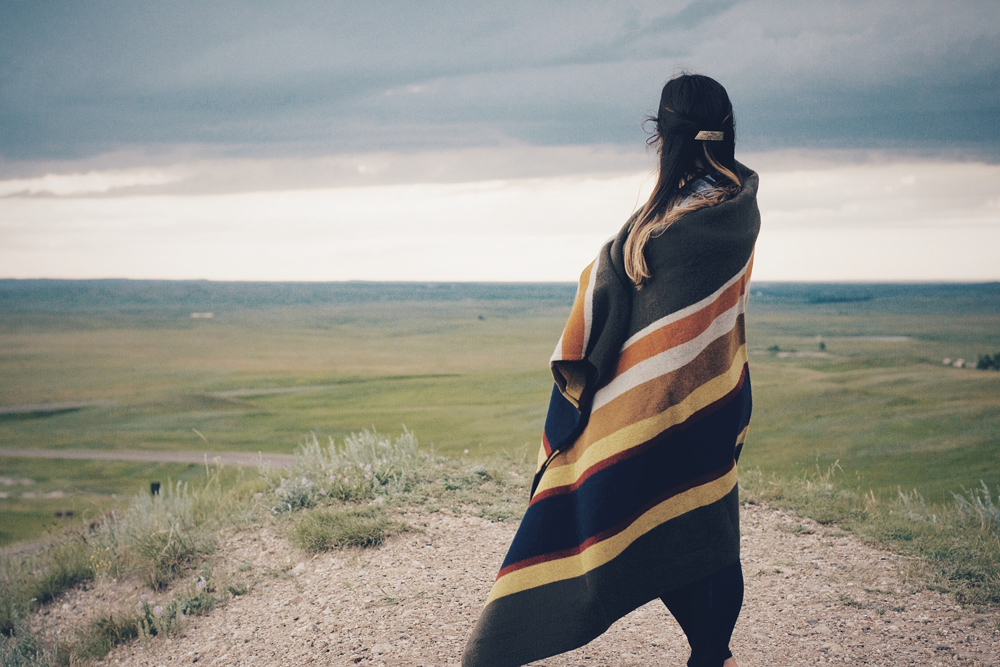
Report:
150,481,161,495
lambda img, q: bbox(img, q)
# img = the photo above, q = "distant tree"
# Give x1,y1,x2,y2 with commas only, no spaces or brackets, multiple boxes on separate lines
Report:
977,354,1000,371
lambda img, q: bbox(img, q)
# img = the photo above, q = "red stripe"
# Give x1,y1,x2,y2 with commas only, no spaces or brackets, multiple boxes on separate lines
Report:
497,460,737,580
529,364,747,507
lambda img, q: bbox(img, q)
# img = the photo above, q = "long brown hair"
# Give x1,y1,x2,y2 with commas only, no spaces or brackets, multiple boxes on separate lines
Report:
625,74,742,287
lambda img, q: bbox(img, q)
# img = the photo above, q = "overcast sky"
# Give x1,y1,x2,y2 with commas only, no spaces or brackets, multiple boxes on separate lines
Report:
1,1,998,281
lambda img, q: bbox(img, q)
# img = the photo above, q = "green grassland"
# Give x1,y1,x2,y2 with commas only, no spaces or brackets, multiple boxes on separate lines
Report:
0,458,209,547
744,283,1000,502
1,279,998,546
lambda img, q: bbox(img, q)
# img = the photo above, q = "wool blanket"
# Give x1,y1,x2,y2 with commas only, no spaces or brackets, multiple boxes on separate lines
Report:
463,164,761,667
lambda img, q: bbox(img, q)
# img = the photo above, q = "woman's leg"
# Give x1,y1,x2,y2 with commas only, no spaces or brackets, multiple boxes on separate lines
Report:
660,560,744,667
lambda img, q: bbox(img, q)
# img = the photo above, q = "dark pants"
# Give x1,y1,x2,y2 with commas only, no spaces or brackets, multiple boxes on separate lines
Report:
660,560,744,667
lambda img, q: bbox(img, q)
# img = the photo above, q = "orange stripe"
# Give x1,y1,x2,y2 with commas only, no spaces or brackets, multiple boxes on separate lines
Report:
559,262,594,360
549,321,746,467
610,275,747,379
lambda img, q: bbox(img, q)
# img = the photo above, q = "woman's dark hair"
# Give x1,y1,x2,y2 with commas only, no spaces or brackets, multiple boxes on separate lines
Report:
625,73,741,287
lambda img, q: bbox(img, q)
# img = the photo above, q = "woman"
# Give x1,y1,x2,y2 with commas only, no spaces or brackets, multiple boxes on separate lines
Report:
463,74,760,667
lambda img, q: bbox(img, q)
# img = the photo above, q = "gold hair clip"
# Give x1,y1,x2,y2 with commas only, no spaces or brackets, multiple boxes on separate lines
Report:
694,131,724,141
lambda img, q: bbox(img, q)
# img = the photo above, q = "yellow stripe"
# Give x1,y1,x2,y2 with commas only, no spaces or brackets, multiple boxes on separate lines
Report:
534,345,747,496
486,466,738,604
536,441,550,471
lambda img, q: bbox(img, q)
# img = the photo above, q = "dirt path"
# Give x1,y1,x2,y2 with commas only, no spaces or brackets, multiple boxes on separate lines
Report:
98,503,998,667
0,400,116,415
0,448,293,467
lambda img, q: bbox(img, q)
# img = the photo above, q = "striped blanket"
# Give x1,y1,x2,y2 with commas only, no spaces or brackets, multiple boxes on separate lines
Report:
463,164,760,667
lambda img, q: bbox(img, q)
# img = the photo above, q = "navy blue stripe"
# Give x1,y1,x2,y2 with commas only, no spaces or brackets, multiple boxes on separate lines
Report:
502,372,751,570
542,383,585,452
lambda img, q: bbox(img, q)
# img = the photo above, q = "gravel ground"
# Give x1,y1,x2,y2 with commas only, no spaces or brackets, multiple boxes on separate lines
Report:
96,503,998,667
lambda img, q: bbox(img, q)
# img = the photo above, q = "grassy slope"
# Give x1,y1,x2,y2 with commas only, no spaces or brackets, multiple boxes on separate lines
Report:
0,459,242,548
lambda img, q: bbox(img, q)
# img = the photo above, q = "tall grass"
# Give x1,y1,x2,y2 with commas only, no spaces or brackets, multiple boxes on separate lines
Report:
90,481,211,590
265,429,530,520
740,465,1000,605
1,465,264,641
267,429,418,512
0,539,92,637
0,608,59,667
73,573,242,661
952,481,1000,534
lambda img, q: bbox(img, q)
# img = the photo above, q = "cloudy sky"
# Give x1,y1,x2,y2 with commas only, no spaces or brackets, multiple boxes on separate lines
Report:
2,1,998,281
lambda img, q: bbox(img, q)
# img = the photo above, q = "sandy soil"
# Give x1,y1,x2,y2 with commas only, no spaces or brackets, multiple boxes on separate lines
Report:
84,502,999,667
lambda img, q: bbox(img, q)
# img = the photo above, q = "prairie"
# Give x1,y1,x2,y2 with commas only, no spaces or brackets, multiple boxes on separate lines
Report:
1,279,998,546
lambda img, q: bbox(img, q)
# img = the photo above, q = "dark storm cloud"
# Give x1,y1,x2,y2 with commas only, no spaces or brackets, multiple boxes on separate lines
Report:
1,0,998,160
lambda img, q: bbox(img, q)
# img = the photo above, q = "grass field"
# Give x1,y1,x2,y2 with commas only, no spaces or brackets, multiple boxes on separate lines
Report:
1,279,998,546
0,458,208,547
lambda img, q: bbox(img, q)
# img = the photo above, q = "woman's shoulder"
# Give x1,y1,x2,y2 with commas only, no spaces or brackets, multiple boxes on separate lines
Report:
646,165,760,258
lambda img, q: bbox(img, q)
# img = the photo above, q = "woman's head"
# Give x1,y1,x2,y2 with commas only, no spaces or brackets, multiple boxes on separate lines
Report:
651,74,738,189
625,73,742,287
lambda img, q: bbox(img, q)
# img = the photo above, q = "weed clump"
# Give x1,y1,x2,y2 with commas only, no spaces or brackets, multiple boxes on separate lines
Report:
952,481,1000,534
91,481,212,590
0,608,60,667
0,538,92,637
74,573,240,661
289,506,405,553
269,429,418,512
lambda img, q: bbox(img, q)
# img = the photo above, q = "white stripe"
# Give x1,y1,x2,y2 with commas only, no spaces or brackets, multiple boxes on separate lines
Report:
620,254,753,353
549,251,601,365
591,294,746,411
581,252,600,357
549,333,564,365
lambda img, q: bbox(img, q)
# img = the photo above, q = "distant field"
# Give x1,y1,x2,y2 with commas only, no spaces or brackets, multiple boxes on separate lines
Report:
1,279,999,546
